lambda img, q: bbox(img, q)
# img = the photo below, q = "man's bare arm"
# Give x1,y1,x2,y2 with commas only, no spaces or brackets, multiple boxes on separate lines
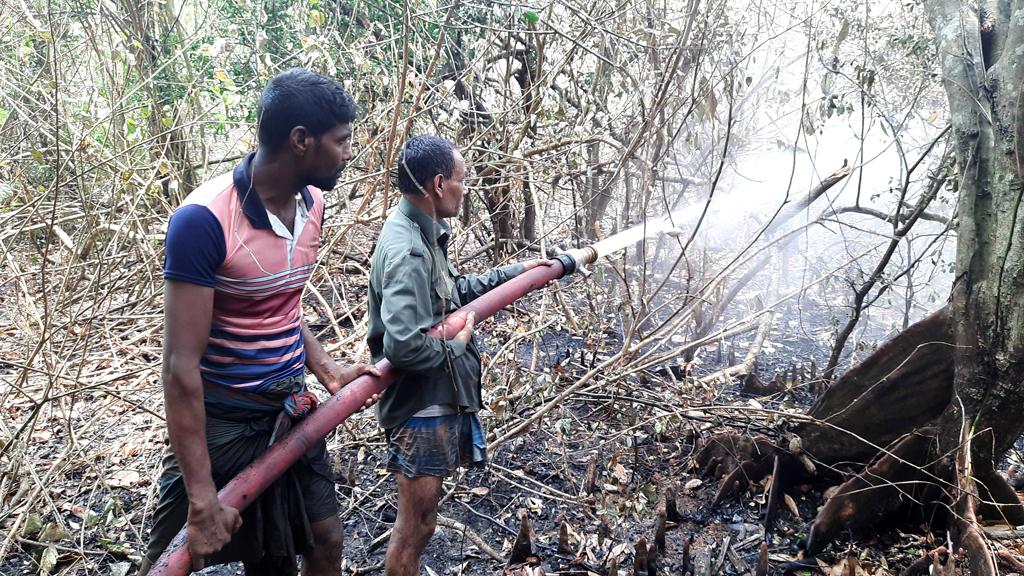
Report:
301,320,381,401
162,280,241,570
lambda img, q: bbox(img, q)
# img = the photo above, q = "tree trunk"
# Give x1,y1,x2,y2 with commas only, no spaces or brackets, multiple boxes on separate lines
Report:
926,5,1024,570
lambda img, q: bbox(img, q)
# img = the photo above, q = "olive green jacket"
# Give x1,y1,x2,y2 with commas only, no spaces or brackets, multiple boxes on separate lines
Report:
367,197,525,429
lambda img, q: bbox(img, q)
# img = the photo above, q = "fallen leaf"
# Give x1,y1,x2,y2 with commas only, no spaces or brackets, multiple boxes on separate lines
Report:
117,442,141,457
38,522,69,543
470,486,490,496
22,513,43,537
783,493,800,517
613,463,629,484
609,541,630,558
683,478,703,492
108,469,141,488
37,545,58,575
58,503,87,519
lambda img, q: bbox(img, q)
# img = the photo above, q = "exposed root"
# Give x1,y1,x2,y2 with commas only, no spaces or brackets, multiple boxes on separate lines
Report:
508,513,534,565
974,466,1024,526
997,549,1024,573
805,429,938,554
694,433,777,490
904,546,953,576
953,430,998,576
797,308,953,466
740,372,786,396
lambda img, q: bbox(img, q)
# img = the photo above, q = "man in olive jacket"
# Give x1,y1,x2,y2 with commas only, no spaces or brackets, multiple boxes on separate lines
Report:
367,135,549,575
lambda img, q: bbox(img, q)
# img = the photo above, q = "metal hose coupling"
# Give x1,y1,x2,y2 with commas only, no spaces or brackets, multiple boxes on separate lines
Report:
553,246,597,278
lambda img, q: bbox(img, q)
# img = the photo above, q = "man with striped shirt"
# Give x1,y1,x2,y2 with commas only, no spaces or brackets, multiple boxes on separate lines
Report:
141,68,378,575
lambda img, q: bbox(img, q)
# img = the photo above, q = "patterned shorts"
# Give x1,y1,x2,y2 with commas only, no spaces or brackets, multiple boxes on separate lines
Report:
385,412,487,478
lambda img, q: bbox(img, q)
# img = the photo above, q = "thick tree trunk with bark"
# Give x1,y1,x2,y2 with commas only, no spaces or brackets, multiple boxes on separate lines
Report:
926,1,1024,571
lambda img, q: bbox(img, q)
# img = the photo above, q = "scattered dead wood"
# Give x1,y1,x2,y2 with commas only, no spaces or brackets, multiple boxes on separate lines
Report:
725,542,749,573
754,541,768,576
436,514,503,561
699,308,776,387
632,537,648,574
654,509,666,552
680,535,692,575
763,454,784,532
508,513,535,565
557,520,571,555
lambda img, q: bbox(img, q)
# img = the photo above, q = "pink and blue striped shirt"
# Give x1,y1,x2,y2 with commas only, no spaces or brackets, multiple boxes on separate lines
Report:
164,154,323,393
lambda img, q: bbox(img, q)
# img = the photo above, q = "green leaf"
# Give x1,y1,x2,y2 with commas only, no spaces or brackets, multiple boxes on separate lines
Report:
37,545,57,575
22,513,44,537
0,107,9,129
523,10,539,24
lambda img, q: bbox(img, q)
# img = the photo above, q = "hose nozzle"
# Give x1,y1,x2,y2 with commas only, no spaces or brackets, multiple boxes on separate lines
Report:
553,246,597,277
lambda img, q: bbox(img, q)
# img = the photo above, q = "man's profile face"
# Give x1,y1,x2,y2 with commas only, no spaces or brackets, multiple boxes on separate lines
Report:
306,123,353,190
438,150,466,218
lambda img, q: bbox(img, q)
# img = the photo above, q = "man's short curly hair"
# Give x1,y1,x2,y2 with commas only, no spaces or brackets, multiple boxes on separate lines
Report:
395,136,456,196
257,68,356,151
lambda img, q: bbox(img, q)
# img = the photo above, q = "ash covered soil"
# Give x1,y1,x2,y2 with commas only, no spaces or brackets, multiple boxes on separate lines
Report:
1,260,946,576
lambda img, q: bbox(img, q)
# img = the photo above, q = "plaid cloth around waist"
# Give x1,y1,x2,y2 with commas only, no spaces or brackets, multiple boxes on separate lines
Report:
203,373,318,418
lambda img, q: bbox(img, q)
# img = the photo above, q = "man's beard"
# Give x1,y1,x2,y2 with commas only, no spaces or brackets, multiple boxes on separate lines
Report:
309,165,345,191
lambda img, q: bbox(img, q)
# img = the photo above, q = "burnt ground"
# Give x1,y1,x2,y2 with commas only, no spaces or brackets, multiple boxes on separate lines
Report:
0,258,973,576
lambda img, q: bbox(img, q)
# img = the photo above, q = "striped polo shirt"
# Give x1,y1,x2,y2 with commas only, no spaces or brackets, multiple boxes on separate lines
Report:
163,153,324,393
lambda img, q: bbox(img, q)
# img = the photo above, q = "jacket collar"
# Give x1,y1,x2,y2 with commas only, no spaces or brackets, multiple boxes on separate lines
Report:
399,196,450,246
232,152,315,230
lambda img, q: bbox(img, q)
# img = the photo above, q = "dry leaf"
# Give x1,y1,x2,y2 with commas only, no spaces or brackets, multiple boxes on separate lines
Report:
108,469,141,488
683,478,702,492
117,442,141,457
609,542,630,558
38,523,69,543
470,486,490,496
783,493,800,517
613,463,629,484
59,503,87,519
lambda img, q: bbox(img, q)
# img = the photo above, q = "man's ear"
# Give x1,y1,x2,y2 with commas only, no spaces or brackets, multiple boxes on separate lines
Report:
432,173,444,197
289,126,312,155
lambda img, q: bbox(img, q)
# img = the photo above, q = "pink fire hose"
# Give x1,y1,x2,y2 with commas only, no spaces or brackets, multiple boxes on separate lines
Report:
149,250,592,575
